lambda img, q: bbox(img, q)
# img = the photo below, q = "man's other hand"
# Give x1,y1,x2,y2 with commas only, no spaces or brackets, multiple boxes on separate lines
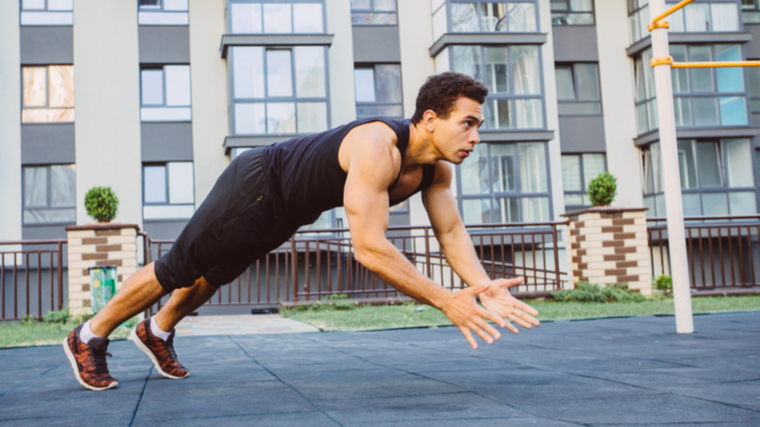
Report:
440,284,508,350
479,277,540,334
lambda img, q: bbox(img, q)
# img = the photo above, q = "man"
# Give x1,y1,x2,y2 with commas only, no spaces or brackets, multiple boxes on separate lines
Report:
64,72,540,391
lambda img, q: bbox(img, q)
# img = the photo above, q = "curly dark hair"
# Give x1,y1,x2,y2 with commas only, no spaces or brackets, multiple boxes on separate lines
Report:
411,72,488,124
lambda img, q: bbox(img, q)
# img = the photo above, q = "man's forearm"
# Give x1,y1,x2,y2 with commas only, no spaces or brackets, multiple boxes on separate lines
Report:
356,240,452,309
437,225,490,288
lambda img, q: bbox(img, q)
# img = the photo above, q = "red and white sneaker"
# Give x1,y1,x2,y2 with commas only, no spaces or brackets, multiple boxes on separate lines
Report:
63,324,119,391
130,319,189,379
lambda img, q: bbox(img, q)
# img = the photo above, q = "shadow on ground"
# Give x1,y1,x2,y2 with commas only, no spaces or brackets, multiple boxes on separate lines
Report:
1,312,759,426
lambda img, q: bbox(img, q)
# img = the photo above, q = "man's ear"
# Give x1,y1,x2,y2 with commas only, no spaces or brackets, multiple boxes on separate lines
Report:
423,110,437,133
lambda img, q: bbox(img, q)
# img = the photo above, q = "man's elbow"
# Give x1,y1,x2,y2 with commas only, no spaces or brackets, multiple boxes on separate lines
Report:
353,241,383,269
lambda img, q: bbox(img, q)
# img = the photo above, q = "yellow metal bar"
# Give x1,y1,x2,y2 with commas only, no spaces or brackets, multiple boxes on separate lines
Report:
671,61,760,68
648,0,696,32
651,56,674,67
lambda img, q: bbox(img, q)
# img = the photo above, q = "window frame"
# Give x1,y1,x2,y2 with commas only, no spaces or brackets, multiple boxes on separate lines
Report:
139,65,192,108
350,0,398,26
20,65,75,124
447,0,541,33
21,164,77,226
137,0,188,12
456,142,554,224
226,0,327,35
229,45,332,136
449,44,547,131
142,162,196,221
561,153,607,211
555,62,603,117
664,0,743,33
641,139,759,217
21,0,73,11
550,0,595,26
354,63,404,120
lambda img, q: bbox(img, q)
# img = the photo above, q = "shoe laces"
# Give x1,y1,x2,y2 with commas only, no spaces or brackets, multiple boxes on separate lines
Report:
165,335,179,363
89,348,112,376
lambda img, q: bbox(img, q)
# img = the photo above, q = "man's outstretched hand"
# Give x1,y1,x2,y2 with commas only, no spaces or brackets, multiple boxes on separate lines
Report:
440,283,510,350
479,277,540,334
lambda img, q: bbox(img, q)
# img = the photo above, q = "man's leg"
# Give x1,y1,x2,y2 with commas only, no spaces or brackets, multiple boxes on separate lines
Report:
89,262,167,337
130,277,219,380
63,262,167,391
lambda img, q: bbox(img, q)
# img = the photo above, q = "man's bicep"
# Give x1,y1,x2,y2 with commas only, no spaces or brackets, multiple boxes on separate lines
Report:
343,143,396,246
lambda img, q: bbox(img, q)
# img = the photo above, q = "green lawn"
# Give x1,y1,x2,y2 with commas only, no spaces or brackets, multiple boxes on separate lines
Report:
0,319,134,349
281,295,760,331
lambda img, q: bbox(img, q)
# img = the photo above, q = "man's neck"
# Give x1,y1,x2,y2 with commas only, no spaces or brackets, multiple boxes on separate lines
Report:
405,122,441,169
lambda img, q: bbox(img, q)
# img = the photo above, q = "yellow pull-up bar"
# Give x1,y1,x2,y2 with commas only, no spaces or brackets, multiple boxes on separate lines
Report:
647,0,695,32
648,0,760,69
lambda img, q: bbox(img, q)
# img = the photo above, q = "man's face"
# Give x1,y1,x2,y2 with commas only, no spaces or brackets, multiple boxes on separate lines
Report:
431,97,484,164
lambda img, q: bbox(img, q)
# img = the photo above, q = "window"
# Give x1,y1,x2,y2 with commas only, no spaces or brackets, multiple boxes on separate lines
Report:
633,49,658,134
230,46,329,135
561,153,605,210
351,0,397,25
140,65,192,122
555,63,601,115
641,139,757,218
670,44,748,127
354,64,403,119
458,142,551,224
746,66,760,114
664,1,740,32
452,45,544,130
628,0,650,45
551,0,594,26
22,65,74,124
228,1,325,34
138,0,189,25
143,162,195,220
744,0,760,23
23,165,76,225
21,0,73,26
449,1,538,33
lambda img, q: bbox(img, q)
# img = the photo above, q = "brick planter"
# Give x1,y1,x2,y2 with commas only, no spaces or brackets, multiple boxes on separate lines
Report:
562,208,652,296
65,223,140,318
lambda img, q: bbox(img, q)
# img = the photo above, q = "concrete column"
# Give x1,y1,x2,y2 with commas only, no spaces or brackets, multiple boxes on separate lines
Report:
563,208,652,295
0,1,22,247
73,0,142,226
65,224,140,318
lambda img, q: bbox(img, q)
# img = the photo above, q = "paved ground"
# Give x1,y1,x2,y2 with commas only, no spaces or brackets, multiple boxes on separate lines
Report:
1,311,759,426
174,314,320,336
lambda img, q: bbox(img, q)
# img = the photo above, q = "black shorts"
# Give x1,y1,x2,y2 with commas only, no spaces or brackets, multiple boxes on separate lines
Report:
154,147,299,291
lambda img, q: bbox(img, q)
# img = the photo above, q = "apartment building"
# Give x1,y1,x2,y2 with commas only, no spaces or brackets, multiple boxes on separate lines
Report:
1,0,760,246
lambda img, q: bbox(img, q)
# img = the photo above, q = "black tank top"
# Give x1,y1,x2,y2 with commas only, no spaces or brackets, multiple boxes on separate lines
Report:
263,118,436,225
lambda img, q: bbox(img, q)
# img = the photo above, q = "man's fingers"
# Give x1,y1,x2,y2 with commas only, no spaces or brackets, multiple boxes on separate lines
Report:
507,314,534,330
458,326,478,350
476,306,507,329
497,277,524,289
515,300,539,317
504,321,519,334
511,307,541,326
469,323,494,345
474,318,501,341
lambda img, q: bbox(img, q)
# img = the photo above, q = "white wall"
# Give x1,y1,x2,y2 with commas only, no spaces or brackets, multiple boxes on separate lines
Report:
327,0,356,128
189,0,230,206
539,0,565,221
73,0,142,226
596,0,644,209
399,0,436,227
0,1,22,243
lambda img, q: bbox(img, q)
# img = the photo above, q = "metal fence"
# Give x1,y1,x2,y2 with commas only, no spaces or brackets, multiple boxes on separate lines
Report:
143,222,569,314
0,240,66,321
647,215,760,290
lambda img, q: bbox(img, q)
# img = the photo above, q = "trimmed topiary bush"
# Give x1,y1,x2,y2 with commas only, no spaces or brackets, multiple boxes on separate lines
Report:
587,171,617,207
84,186,119,223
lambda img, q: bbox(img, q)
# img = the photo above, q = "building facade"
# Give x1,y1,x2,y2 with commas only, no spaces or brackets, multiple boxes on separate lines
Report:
2,0,760,246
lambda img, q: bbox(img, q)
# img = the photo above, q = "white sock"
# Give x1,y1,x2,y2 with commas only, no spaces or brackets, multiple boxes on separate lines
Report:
150,317,172,342
79,320,102,345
